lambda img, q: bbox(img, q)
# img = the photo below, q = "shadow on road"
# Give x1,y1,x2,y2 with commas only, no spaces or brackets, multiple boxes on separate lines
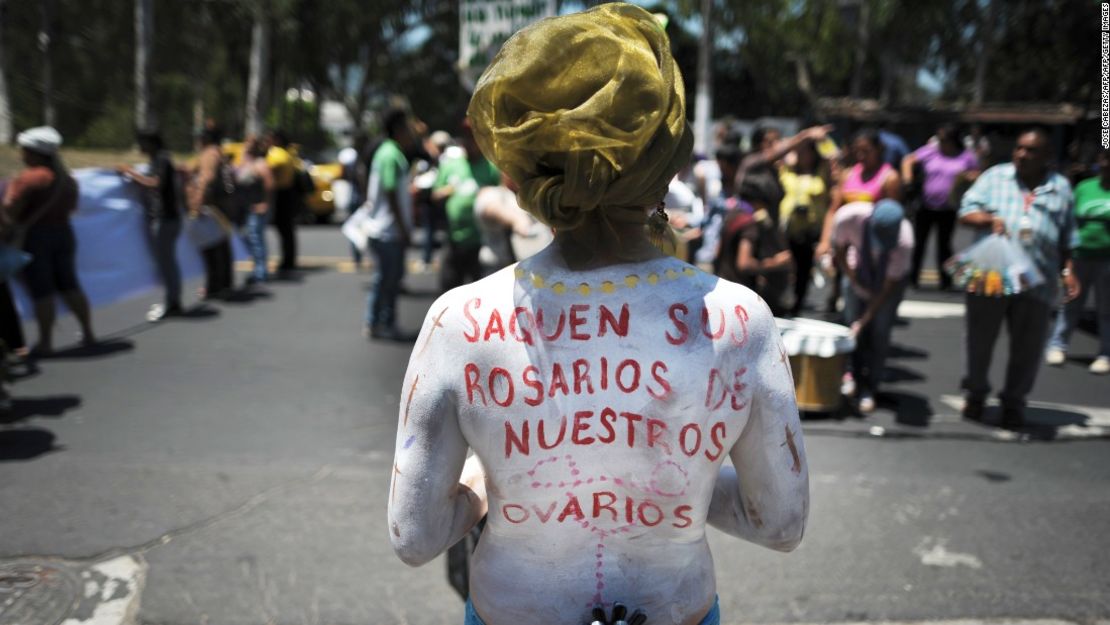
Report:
0,395,82,425
877,390,934,427
888,343,929,360
975,469,1012,482
176,305,222,320
0,427,62,461
33,339,134,361
219,289,274,305
269,265,328,284
962,404,1091,441
884,365,926,383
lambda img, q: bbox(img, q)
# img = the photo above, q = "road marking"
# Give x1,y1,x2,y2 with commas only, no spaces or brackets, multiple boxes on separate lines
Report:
914,537,983,569
897,300,965,319
939,395,1110,438
233,255,439,275
60,555,146,625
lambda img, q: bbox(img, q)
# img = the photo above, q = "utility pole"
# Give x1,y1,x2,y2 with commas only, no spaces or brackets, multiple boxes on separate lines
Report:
845,0,870,99
693,0,713,156
40,0,55,127
971,0,997,105
135,0,153,131
0,0,13,143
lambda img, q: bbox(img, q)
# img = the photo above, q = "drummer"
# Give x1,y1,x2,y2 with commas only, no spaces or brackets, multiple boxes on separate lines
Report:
830,199,914,413
387,6,809,625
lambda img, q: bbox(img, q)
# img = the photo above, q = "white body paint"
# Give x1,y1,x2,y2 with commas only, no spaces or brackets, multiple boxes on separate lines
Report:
389,246,809,625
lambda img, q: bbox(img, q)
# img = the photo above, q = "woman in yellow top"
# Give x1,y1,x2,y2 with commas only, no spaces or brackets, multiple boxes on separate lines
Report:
778,139,831,315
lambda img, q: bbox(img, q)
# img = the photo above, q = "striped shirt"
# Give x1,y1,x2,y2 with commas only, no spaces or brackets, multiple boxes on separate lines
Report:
958,163,1075,300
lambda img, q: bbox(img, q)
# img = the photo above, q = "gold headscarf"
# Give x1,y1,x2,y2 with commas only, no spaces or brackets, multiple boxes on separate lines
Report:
467,3,693,232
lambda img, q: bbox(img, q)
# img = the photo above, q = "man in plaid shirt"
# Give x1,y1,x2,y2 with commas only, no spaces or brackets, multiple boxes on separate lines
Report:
957,127,1081,427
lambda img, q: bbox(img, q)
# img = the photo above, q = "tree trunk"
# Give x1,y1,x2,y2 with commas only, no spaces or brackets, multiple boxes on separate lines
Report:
0,0,13,144
971,0,996,105
134,0,153,131
878,55,894,105
40,0,55,127
692,0,712,156
245,2,270,136
848,0,870,99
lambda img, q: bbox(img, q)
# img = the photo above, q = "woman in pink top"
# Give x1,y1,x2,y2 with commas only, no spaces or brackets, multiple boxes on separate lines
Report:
816,128,902,310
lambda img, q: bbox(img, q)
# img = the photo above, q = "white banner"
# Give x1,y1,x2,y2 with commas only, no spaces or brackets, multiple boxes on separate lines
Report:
10,168,246,317
459,0,556,90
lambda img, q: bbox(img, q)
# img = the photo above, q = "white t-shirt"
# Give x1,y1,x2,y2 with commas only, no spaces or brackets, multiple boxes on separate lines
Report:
831,202,915,295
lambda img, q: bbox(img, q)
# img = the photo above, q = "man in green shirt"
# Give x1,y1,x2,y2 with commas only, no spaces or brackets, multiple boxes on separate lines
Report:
363,109,417,340
1047,147,1110,374
431,124,500,291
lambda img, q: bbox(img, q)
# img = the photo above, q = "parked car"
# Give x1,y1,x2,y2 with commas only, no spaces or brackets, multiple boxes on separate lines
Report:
303,157,343,223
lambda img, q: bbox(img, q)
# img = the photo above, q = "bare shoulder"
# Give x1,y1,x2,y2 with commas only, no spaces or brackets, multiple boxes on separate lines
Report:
703,273,775,323
414,265,519,341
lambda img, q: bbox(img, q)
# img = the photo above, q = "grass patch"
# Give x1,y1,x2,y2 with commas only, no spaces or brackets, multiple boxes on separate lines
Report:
0,145,147,176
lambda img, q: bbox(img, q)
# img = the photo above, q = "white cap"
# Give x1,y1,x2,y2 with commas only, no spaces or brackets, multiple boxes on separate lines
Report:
17,126,63,155
429,130,452,150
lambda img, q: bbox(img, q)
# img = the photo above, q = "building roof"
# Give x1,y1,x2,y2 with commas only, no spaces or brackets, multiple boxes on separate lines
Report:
814,98,1091,125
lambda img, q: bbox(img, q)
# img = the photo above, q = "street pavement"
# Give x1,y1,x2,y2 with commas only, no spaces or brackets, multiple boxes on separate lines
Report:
1,226,1108,625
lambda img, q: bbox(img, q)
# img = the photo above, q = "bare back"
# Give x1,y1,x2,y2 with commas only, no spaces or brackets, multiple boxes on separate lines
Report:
389,247,808,625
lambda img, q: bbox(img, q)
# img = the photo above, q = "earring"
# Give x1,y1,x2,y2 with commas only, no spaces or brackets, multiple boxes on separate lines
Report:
648,201,671,249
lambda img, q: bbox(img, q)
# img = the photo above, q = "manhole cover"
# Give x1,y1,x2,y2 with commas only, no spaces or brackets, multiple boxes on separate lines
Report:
0,560,83,625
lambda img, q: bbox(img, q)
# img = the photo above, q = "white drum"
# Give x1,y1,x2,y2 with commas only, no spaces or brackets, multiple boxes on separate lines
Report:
775,317,855,412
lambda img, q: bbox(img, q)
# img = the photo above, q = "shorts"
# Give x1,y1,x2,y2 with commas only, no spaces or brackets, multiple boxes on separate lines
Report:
465,595,720,625
22,224,80,299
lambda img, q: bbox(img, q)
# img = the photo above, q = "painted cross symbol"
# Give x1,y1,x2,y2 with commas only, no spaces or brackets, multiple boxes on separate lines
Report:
403,375,420,427
417,306,449,357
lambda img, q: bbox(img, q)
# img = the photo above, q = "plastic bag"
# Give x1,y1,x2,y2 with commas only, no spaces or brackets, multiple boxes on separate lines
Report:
944,234,1045,296
340,205,373,253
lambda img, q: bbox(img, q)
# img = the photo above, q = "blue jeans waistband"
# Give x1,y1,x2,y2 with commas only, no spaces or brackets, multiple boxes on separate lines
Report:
465,595,720,625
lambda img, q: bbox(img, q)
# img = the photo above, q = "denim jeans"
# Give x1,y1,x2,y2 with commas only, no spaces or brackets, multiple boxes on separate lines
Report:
244,211,269,281
152,219,182,307
1049,257,1110,357
464,596,720,625
365,237,405,329
843,277,906,395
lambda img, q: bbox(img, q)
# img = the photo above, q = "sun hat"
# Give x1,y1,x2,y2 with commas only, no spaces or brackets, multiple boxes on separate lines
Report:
17,126,63,156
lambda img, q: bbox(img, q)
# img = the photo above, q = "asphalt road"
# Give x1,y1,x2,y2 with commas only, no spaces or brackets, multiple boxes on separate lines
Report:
1,226,1108,625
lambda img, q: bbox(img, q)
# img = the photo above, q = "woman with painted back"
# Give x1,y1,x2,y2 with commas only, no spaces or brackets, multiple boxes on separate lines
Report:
387,6,809,625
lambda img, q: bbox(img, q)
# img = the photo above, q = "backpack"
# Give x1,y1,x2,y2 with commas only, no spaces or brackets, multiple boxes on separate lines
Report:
294,166,315,196
203,156,238,215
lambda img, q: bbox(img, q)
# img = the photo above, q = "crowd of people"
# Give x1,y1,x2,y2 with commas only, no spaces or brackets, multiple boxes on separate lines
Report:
348,112,1107,425
0,111,1105,426
0,122,320,411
